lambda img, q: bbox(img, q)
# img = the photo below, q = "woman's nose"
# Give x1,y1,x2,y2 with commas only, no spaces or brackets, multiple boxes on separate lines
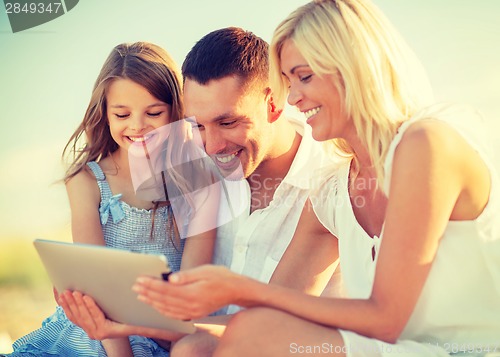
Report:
287,85,302,107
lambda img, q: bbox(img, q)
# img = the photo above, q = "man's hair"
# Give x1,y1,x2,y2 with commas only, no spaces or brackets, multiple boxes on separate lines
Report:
182,27,269,89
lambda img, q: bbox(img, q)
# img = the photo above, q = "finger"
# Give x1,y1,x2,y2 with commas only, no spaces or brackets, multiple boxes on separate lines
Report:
53,287,59,303
135,282,196,310
134,276,170,293
58,291,75,320
132,285,196,320
147,291,211,320
60,290,81,321
167,265,210,285
73,291,97,333
82,295,106,325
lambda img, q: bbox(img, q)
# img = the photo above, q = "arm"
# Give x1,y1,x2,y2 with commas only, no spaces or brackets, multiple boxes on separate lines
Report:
176,167,220,270
134,120,488,342
135,198,338,317
153,186,218,349
269,199,339,296
53,169,103,303
65,169,133,356
178,184,218,270
65,168,105,246
60,168,219,347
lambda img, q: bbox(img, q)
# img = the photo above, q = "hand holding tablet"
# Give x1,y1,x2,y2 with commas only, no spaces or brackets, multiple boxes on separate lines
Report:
34,239,195,334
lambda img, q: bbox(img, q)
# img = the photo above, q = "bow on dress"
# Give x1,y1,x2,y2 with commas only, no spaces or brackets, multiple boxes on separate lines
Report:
99,193,125,224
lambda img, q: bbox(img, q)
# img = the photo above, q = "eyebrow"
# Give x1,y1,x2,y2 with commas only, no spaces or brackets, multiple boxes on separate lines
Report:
185,113,245,125
212,113,244,122
109,102,167,109
282,64,310,76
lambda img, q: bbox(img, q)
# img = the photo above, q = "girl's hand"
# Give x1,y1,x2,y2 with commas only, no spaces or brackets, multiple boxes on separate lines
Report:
53,287,59,304
133,265,246,320
59,290,130,340
58,290,183,341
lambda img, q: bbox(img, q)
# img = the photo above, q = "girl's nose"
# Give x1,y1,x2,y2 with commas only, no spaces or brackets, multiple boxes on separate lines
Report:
129,115,146,131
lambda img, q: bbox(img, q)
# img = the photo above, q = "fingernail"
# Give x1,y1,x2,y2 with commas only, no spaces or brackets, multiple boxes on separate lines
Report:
132,284,140,292
136,277,146,284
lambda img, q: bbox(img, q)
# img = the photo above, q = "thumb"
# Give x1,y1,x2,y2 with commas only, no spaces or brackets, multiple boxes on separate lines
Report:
168,265,209,285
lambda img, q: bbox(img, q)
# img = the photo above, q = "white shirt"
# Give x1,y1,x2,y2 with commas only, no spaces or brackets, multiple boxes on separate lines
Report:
312,104,500,353
212,117,331,314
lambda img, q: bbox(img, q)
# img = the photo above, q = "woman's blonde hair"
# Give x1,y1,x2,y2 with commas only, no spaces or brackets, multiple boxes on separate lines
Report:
270,0,432,184
63,41,183,181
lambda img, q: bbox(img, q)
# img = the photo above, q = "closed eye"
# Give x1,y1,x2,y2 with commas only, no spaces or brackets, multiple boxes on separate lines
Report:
115,113,129,119
300,74,313,82
220,120,237,127
147,112,163,117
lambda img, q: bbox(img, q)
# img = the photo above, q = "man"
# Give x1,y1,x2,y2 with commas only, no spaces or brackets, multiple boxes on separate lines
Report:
181,25,337,298
60,27,340,355
168,27,339,354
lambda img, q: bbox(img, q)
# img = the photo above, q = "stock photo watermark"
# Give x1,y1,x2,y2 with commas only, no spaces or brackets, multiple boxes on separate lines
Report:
3,0,78,32
289,341,499,355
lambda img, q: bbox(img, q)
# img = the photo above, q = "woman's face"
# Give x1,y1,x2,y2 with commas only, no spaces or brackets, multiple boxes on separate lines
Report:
280,39,349,141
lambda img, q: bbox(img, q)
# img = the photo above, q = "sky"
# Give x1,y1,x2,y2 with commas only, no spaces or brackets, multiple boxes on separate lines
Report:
0,0,499,242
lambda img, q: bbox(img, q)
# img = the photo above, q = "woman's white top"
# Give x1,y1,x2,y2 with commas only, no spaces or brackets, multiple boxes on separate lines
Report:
312,103,500,349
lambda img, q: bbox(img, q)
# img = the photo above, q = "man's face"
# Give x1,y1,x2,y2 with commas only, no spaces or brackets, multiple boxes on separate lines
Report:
183,76,271,179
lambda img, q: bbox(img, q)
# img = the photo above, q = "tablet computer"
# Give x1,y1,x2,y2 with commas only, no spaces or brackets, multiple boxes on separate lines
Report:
33,238,195,334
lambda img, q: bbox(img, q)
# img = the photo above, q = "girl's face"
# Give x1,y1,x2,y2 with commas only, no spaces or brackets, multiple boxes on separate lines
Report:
280,40,349,142
106,78,172,154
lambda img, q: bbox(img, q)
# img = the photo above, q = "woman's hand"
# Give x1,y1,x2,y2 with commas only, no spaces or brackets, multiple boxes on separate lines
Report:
133,265,247,320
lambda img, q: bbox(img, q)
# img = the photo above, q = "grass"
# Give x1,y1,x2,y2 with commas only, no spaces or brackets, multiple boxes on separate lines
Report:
0,236,69,352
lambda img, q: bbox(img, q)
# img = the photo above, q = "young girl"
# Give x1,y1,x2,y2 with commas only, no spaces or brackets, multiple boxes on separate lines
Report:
10,42,217,357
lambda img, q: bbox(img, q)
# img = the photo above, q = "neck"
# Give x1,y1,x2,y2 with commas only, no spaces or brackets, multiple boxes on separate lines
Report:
342,125,373,173
249,120,300,190
110,149,130,174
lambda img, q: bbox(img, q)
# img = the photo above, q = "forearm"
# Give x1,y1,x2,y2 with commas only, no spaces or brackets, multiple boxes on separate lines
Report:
101,338,133,357
154,314,231,351
137,266,392,341
119,324,188,342
238,278,395,342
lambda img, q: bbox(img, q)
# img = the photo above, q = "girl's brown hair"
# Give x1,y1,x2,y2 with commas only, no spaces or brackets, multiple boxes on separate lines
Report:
63,42,183,181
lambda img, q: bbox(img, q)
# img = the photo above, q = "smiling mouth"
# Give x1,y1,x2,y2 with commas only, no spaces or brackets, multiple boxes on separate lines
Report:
127,134,154,143
304,106,321,119
215,150,240,163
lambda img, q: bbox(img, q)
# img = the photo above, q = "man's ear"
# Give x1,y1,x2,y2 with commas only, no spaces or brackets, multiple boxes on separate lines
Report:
265,87,283,123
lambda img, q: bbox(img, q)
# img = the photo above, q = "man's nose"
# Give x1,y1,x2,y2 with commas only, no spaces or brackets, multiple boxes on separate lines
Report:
203,128,226,155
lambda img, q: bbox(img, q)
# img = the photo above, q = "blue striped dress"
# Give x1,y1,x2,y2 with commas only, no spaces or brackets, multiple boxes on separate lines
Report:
9,161,183,356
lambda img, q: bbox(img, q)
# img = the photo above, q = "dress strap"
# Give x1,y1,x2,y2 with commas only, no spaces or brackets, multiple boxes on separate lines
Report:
86,161,113,203
383,103,496,196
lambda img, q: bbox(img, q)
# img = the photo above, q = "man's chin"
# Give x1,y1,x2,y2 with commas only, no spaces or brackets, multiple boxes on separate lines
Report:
219,166,245,181
213,164,245,181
